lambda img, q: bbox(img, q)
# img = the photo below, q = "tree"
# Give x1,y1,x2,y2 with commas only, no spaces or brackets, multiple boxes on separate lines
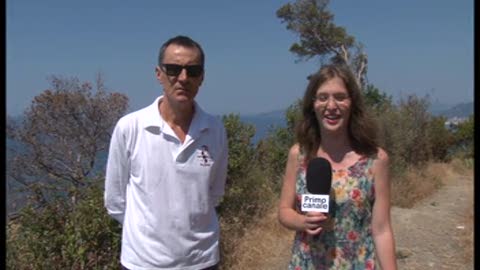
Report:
363,83,393,111
452,114,474,158
221,114,256,184
256,100,302,190
7,74,129,206
277,0,368,87
218,114,277,268
376,94,434,174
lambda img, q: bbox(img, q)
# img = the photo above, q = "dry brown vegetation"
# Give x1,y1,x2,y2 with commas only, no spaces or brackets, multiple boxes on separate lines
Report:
222,202,293,270
390,158,474,209
391,162,447,208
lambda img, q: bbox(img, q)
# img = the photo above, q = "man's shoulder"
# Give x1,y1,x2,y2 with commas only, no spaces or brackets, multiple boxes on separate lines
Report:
196,106,225,131
117,107,145,125
116,102,156,129
204,113,224,128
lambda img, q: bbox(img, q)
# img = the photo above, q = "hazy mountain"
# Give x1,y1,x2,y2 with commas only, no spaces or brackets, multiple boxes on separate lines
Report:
431,102,474,118
240,109,287,143
240,101,474,143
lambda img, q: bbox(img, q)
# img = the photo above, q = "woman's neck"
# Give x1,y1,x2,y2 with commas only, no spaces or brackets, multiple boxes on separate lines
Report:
318,132,353,163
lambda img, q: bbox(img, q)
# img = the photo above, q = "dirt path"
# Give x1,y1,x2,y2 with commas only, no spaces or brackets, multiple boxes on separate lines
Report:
231,168,474,269
393,173,473,269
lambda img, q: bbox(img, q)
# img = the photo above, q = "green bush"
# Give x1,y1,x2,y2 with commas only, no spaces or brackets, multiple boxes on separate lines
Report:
221,114,257,183
376,95,435,176
363,83,393,110
450,114,474,159
7,180,122,269
256,100,300,192
427,115,455,161
218,114,277,269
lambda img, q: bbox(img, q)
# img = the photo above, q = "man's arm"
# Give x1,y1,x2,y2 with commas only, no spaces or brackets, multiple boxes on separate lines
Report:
210,125,228,208
104,120,130,224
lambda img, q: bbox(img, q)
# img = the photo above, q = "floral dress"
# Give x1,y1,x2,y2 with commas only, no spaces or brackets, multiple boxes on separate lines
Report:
288,153,377,270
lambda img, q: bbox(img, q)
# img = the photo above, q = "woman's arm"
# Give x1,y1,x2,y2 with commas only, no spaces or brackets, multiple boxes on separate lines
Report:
371,148,398,270
278,144,326,235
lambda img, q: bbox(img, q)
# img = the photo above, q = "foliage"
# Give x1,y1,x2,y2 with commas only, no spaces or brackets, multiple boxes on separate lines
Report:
221,114,257,184
450,114,474,158
277,0,368,86
219,113,278,222
427,115,455,161
257,99,302,191
219,113,259,218
362,83,392,110
375,95,432,175
7,180,122,269
276,0,354,61
218,114,276,268
374,94,461,179
7,74,129,206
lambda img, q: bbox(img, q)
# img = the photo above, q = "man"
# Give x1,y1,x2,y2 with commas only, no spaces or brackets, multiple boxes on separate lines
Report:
105,35,228,270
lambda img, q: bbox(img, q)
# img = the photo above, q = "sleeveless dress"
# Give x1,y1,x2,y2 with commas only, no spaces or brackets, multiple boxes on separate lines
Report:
288,153,377,270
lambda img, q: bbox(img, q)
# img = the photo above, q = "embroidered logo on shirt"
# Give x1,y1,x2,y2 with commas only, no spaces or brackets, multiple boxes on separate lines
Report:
197,145,213,167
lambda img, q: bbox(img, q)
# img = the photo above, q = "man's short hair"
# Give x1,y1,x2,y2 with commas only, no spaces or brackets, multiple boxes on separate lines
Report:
158,35,205,67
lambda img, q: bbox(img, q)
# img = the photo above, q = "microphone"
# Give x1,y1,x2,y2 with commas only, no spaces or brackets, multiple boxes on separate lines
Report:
301,157,332,213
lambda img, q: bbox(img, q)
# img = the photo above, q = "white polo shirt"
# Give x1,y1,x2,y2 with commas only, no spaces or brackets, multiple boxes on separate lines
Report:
105,96,228,270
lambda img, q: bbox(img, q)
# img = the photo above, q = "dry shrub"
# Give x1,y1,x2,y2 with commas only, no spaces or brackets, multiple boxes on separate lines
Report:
391,159,473,208
376,95,433,176
218,169,278,269
423,162,455,184
391,162,445,208
225,201,294,270
449,158,474,176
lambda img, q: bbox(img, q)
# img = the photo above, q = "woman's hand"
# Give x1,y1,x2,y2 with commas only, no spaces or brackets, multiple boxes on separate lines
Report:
304,212,328,235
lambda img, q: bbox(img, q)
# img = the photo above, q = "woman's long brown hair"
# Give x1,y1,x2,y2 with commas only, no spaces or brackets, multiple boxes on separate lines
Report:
296,64,379,162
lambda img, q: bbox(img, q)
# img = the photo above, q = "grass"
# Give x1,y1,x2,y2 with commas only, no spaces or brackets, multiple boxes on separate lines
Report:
221,200,293,270
390,162,447,208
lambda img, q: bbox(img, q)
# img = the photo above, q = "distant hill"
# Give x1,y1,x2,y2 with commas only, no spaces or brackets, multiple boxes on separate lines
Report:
431,102,474,118
239,101,474,143
240,109,287,143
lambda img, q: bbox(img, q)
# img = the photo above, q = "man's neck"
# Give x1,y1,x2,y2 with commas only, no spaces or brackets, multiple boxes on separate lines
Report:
159,98,195,142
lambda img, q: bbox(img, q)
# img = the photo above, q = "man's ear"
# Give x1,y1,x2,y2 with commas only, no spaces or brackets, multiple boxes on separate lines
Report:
199,71,205,86
155,66,163,81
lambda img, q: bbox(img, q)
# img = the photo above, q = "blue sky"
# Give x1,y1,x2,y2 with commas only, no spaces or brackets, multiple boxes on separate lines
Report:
7,0,474,117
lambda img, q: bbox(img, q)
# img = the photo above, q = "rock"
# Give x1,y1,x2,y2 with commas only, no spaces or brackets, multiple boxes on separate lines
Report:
396,248,412,259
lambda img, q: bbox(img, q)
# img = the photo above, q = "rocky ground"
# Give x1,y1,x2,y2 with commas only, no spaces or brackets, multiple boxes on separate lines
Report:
392,173,473,269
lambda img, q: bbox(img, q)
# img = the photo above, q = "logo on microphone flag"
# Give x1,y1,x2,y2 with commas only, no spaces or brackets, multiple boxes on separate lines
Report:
301,194,329,213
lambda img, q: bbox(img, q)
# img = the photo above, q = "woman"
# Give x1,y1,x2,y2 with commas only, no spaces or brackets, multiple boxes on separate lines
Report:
278,64,397,269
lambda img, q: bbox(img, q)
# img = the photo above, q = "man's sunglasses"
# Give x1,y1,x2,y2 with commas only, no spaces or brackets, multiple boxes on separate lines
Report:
160,64,204,77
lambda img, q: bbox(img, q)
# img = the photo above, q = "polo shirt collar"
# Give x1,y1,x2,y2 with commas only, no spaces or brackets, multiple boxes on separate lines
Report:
144,96,210,137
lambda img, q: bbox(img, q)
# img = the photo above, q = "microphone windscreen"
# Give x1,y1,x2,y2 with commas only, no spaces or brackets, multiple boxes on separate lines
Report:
306,157,332,195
